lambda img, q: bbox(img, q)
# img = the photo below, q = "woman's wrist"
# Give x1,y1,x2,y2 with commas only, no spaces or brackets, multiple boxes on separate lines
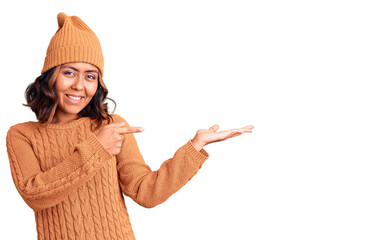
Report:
190,138,205,152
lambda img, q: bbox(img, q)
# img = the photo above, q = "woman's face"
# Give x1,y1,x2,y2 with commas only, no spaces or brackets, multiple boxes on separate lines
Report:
53,62,99,124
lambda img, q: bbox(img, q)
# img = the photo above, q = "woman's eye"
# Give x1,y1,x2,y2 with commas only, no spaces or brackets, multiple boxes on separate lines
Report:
87,75,96,80
64,71,75,76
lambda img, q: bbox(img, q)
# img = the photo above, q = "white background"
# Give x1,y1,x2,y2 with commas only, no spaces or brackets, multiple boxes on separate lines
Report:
0,0,390,239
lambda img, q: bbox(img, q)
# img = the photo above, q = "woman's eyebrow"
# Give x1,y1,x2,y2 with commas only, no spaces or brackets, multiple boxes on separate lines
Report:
61,65,79,72
61,65,98,73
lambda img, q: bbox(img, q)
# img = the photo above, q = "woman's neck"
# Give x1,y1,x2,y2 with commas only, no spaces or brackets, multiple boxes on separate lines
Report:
52,113,80,124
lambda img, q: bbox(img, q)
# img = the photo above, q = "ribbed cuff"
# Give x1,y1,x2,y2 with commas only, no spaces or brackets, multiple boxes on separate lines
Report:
182,140,209,165
87,133,113,161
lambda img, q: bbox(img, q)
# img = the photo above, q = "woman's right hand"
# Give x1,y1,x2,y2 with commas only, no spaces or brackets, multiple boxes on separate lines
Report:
94,122,144,155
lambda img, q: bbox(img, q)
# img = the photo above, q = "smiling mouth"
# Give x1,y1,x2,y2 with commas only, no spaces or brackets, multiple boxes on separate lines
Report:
66,94,84,101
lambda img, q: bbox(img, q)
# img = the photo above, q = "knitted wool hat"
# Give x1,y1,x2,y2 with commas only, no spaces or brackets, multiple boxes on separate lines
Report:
41,12,104,76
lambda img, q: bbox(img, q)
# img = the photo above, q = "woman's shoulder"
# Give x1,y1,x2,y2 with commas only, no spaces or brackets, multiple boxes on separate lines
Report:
7,121,38,140
8,121,38,132
110,114,129,124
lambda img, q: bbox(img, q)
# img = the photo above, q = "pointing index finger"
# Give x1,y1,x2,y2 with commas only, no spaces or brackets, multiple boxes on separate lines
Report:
106,122,126,128
117,126,144,134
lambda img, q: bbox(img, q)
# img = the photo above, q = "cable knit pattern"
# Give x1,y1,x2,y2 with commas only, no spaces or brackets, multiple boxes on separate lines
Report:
6,114,209,240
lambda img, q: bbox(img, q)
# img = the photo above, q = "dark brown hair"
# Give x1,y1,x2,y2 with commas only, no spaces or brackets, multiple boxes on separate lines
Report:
24,65,114,127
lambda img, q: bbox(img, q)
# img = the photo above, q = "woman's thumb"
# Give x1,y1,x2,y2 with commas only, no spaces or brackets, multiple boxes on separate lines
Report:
209,124,219,132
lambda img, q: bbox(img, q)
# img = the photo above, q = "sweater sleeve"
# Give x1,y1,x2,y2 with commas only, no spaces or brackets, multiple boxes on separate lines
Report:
113,115,209,208
6,125,113,211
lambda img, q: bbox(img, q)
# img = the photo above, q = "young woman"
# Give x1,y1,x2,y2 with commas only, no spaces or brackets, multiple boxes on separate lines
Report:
6,12,254,240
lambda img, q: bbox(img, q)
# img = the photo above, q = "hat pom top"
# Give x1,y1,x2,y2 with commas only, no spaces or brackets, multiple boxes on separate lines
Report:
57,12,68,28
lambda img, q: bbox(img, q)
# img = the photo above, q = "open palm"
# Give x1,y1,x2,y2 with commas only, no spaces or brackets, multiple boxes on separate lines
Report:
191,124,254,151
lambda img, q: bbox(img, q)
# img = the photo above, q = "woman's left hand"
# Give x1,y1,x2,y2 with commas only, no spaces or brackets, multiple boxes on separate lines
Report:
191,124,254,151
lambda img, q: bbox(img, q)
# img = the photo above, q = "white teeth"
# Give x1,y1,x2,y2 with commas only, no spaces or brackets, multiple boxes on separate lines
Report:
67,95,82,100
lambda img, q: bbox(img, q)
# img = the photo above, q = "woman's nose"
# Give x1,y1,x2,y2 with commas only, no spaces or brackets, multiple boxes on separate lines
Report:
71,76,84,90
